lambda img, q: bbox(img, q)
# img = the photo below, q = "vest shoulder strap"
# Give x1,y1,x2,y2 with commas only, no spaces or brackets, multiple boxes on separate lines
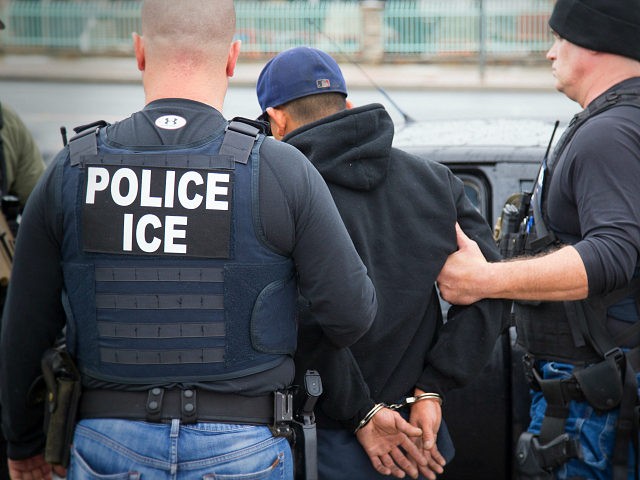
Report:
68,116,268,167
68,126,102,167
219,117,269,165
553,88,640,162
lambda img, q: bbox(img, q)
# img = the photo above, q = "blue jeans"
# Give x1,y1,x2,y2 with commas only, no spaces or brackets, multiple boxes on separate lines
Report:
68,419,293,479
528,361,638,480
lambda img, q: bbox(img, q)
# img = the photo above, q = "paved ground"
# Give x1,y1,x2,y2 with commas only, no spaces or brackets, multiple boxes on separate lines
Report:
0,53,557,91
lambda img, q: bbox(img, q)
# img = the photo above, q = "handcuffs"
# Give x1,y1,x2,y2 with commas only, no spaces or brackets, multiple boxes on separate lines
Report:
353,392,443,433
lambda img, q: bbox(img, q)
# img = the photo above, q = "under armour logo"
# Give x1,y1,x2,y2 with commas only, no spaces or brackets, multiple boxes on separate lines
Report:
155,115,187,130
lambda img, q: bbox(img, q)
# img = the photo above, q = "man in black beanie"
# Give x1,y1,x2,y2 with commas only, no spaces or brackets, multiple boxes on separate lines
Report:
437,0,640,479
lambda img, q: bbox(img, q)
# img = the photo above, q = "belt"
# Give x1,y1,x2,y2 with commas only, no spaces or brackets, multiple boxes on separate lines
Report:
79,388,276,425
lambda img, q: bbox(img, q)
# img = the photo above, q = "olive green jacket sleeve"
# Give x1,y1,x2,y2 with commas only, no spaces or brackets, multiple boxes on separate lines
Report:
1,104,46,205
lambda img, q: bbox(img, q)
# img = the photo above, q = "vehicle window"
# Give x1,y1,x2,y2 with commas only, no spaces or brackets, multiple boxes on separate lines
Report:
456,172,490,221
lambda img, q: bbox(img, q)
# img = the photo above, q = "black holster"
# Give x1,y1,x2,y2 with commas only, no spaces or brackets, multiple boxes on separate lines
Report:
516,431,580,479
292,370,322,480
41,348,82,468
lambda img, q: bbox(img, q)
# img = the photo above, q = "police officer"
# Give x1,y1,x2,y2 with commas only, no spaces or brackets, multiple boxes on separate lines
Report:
437,1,640,479
0,2,376,479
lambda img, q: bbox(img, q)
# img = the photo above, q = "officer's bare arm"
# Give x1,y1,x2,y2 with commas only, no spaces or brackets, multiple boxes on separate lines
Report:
437,224,588,305
484,246,588,301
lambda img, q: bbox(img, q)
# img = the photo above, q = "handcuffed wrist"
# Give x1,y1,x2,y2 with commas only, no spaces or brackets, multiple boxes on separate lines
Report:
352,392,443,434
353,402,386,434
411,392,443,406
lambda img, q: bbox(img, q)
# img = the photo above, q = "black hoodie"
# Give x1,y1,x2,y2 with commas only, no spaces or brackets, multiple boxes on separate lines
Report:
286,103,506,430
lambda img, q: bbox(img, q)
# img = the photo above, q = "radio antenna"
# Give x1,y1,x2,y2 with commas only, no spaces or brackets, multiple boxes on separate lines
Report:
308,19,416,126
544,120,560,161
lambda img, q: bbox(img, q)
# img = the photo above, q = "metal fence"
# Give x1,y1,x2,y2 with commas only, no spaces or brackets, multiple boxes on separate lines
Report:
0,0,555,61
2,1,141,53
384,0,553,56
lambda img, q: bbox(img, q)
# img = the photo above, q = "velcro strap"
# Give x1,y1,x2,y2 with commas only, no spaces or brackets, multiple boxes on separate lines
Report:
537,376,583,405
624,346,640,371
219,121,259,165
79,388,274,425
68,128,99,167
535,371,582,445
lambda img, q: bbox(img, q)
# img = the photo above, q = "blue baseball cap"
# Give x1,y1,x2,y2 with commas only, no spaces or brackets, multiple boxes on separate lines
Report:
256,47,347,119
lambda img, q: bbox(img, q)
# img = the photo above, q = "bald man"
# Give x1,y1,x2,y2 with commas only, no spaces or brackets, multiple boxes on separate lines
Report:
0,1,376,479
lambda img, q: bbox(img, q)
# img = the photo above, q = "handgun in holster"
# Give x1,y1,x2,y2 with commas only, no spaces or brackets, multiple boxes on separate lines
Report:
292,370,322,480
40,348,82,468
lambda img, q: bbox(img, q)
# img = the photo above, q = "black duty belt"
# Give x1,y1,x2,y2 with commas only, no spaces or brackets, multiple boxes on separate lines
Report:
79,388,277,425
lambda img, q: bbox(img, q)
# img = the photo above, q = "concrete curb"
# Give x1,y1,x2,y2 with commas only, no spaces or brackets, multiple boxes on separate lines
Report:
0,54,557,91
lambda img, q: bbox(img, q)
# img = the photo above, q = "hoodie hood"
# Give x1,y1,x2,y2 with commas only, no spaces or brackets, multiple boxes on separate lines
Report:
283,103,394,191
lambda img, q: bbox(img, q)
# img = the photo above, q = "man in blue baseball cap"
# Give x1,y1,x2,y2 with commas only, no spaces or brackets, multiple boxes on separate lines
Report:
256,46,349,130
256,46,506,480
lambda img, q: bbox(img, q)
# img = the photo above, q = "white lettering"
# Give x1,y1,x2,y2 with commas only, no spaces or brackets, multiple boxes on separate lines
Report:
178,171,203,210
140,169,162,207
122,213,133,251
164,170,176,208
206,173,229,210
88,168,232,209
86,167,109,204
164,216,188,254
136,214,162,253
111,168,138,207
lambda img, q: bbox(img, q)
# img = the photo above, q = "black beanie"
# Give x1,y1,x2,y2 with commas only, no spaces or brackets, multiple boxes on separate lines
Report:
549,0,640,61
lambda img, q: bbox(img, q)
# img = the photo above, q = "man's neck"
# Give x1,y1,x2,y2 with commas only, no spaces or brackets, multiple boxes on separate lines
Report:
580,57,640,108
142,68,228,112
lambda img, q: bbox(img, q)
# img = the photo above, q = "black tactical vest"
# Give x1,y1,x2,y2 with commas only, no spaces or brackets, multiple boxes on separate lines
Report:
516,87,640,363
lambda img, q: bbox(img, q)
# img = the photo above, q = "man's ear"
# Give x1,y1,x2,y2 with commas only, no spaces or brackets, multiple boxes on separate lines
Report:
346,99,354,110
133,32,145,71
266,107,288,140
226,40,241,77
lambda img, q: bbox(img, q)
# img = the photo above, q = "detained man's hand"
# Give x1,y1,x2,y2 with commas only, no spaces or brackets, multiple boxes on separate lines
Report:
437,223,489,305
356,407,428,478
409,389,446,480
8,454,63,480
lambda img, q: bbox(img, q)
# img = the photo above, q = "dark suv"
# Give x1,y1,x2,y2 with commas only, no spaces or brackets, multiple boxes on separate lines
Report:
394,119,559,480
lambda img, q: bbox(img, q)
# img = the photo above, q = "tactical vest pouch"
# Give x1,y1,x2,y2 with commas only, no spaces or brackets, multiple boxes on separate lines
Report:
573,354,623,411
251,273,297,354
41,348,82,467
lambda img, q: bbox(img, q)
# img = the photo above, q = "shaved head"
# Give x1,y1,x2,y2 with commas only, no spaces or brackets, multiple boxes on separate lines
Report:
141,0,236,66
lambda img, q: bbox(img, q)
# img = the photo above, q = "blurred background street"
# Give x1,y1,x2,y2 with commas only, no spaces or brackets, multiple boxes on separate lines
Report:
0,0,581,161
